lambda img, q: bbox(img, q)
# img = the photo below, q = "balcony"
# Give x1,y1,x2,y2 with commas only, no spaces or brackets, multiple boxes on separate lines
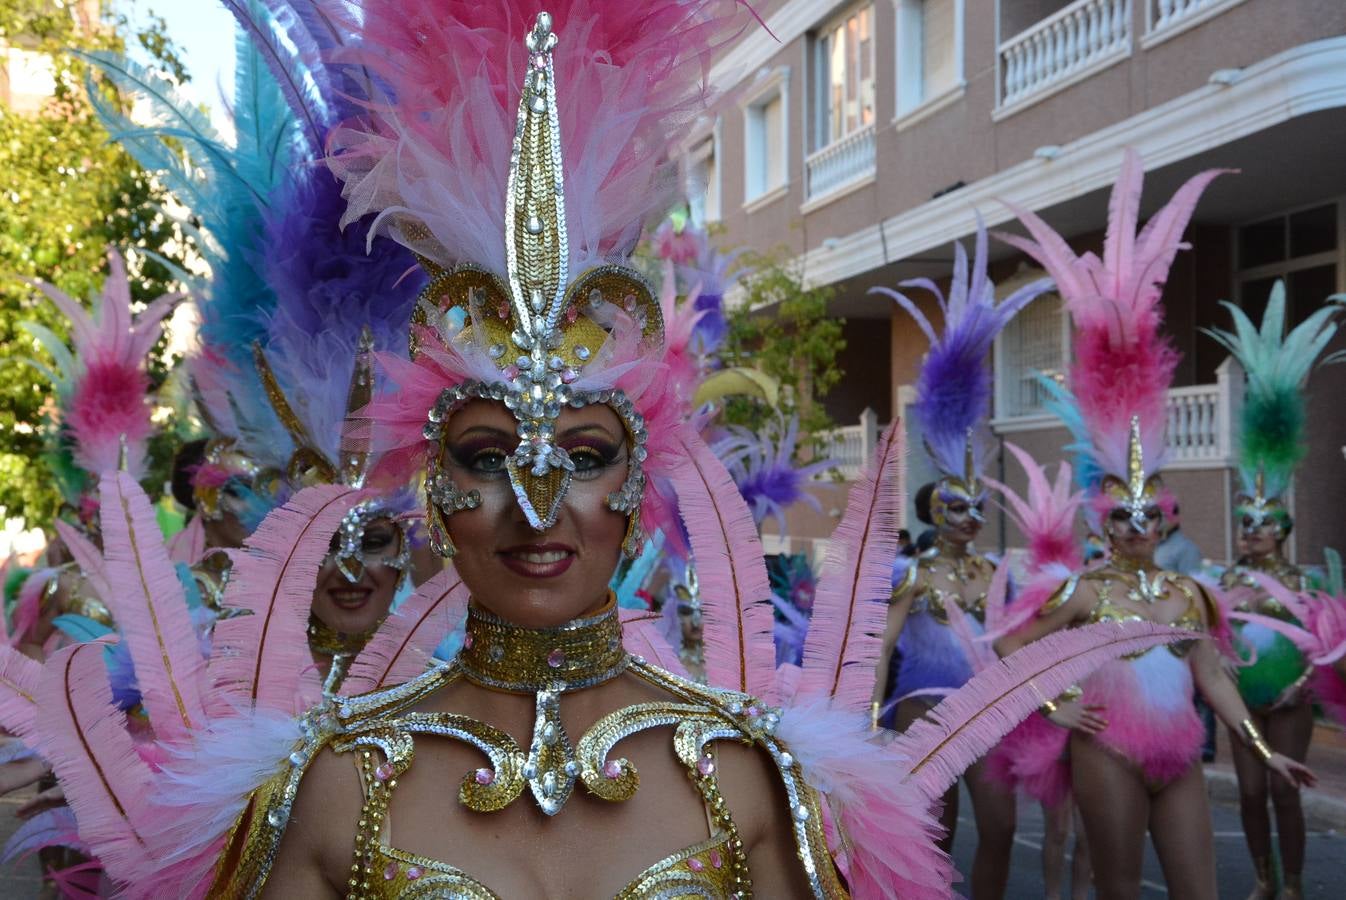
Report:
818,409,884,480
1143,0,1247,47
804,125,875,208
997,0,1132,117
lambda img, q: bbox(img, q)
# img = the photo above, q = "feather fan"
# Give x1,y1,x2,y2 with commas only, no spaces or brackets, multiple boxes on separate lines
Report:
1202,281,1345,499
619,609,691,678
52,520,111,603
795,420,904,710
340,569,467,694
168,515,207,566
895,619,1193,801
206,484,365,716
666,425,776,698
33,640,155,879
0,646,44,740
999,149,1230,479
872,218,1051,478
97,472,206,745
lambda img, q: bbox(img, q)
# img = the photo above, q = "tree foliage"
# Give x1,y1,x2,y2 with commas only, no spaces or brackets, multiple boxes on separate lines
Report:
0,2,192,528
719,247,846,445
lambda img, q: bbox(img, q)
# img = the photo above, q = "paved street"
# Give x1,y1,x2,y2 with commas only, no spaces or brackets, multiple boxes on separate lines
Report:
949,781,1342,899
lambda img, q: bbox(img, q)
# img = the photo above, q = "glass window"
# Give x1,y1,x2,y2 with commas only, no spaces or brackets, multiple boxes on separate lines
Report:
1238,216,1285,269
898,0,959,115
686,135,719,226
1289,204,1336,259
745,86,786,203
814,5,875,151
1236,203,1339,334
999,291,1065,418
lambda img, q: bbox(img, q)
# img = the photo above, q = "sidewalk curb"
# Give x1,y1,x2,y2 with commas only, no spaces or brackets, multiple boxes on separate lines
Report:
1204,767,1346,832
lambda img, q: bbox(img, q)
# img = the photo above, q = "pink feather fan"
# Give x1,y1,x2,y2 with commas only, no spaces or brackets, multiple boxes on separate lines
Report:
794,420,904,710
668,425,776,697
998,150,1230,479
206,484,368,716
340,569,467,695
619,608,691,678
0,645,44,740
53,519,112,603
29,248,181,479
97,472,207,746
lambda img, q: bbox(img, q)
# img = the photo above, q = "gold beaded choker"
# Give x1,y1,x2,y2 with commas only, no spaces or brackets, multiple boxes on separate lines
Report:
459,594,628,693
307,613,383,659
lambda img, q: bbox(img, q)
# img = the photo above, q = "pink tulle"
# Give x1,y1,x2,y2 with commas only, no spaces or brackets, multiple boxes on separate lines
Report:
984,714,1071,808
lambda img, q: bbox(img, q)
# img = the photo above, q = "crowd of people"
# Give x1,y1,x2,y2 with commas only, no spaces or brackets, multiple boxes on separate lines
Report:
1,2,1345,899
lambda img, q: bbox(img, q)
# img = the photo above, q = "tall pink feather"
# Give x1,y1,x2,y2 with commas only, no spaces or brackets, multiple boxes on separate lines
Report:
619,608,690,678
167,516,207,566
998,150,1231,479
340,569,467,695
986,442,1084,575
29,248,181,479
33,640,155,879
666,425,775,697
53,520,111,603
894,619,1193,801
97,472,206,745
206,484,366,716
0,646,44,740
795,420,904,710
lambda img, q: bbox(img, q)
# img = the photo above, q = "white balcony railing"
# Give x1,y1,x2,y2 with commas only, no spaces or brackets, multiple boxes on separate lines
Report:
998,0,1132,110
1147,0,1237,40
805,125,875,203
818,409,881,480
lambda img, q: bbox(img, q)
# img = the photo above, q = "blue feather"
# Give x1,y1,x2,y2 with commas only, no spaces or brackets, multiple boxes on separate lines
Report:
51,614,114,643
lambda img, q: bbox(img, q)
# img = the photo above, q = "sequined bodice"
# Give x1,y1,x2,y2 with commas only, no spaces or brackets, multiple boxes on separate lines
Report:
1071,565,1211,659
1220,558,1308,621
214,659,844,899
895,546,995,625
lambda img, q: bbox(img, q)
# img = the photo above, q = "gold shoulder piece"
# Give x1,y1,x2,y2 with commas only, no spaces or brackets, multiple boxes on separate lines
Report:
1038,574,1081,617
891,561,920,604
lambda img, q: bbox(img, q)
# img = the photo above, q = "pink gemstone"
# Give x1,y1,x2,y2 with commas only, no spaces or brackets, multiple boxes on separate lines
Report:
603,760,622,779
496,301,510,319
566,305,579,323
474,767,494,786
407,866,423,881
746,705,760,716
375,763,394,782
383,861,398,880
547,648,565,668
463,632,474,649
709,849,722,868
688,858,705,873
696,755,715,776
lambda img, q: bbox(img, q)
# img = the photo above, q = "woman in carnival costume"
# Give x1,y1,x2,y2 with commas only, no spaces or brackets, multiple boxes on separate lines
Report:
84,0,427,684
1204,283,1344,899
0,6,1210,898
995,150,1315,900
869,219,1052,898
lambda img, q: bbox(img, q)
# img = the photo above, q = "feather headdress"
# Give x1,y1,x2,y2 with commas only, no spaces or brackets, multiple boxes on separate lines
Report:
24,249,180,482
323,2,765,563
1000,149,1229,521
873,218,1050,514
1203,280,1344,529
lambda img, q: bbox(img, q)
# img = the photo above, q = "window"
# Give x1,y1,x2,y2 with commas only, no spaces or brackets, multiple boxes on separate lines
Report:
896,0,962,117
685,130,720,226
995,283,1066,419
1236,202,1341,329
743,69,788,206
811,4,875,152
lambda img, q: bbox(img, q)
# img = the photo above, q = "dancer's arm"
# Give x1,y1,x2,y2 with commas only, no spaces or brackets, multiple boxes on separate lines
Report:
869,586,914,728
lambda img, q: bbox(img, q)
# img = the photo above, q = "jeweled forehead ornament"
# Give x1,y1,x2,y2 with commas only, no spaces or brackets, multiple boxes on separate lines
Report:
1101,416,1162,534
418,12,662,559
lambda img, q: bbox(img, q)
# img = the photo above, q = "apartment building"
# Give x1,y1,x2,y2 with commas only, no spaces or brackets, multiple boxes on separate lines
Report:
688,0,1346,566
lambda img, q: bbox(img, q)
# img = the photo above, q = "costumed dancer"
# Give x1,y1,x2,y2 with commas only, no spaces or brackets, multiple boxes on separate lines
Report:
1204,280,1344,900
86,0,426,683
869,218,1052,898
4,7,1206,898
995,149,1315,900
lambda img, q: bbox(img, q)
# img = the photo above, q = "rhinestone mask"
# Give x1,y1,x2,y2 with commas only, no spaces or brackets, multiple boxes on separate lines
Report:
1235,470,1291,536
930,433,987,527
417,13,662,560
1100,416,1164,534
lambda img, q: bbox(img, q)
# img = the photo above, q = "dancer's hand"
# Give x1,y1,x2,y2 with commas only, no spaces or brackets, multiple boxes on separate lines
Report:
1047,700,1107,734
1267,753,1316,789
0,757,49,796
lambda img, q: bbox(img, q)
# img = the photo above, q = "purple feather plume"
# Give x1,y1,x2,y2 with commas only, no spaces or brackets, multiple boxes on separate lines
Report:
712,416,834,535
871,218,1052,478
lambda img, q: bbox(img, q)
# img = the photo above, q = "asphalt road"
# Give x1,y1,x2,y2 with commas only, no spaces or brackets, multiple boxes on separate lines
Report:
949,782,1343,899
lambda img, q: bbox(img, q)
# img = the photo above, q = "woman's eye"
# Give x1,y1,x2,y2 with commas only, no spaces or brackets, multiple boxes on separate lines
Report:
469,450,508,473
567,445,619,476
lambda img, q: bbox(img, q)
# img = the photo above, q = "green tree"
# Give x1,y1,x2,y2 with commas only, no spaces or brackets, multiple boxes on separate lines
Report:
720,248,846,446
0,2,192,529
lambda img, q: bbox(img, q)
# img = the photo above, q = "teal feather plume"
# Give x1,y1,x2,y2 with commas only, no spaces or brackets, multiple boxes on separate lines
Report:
1202,282,1346,497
